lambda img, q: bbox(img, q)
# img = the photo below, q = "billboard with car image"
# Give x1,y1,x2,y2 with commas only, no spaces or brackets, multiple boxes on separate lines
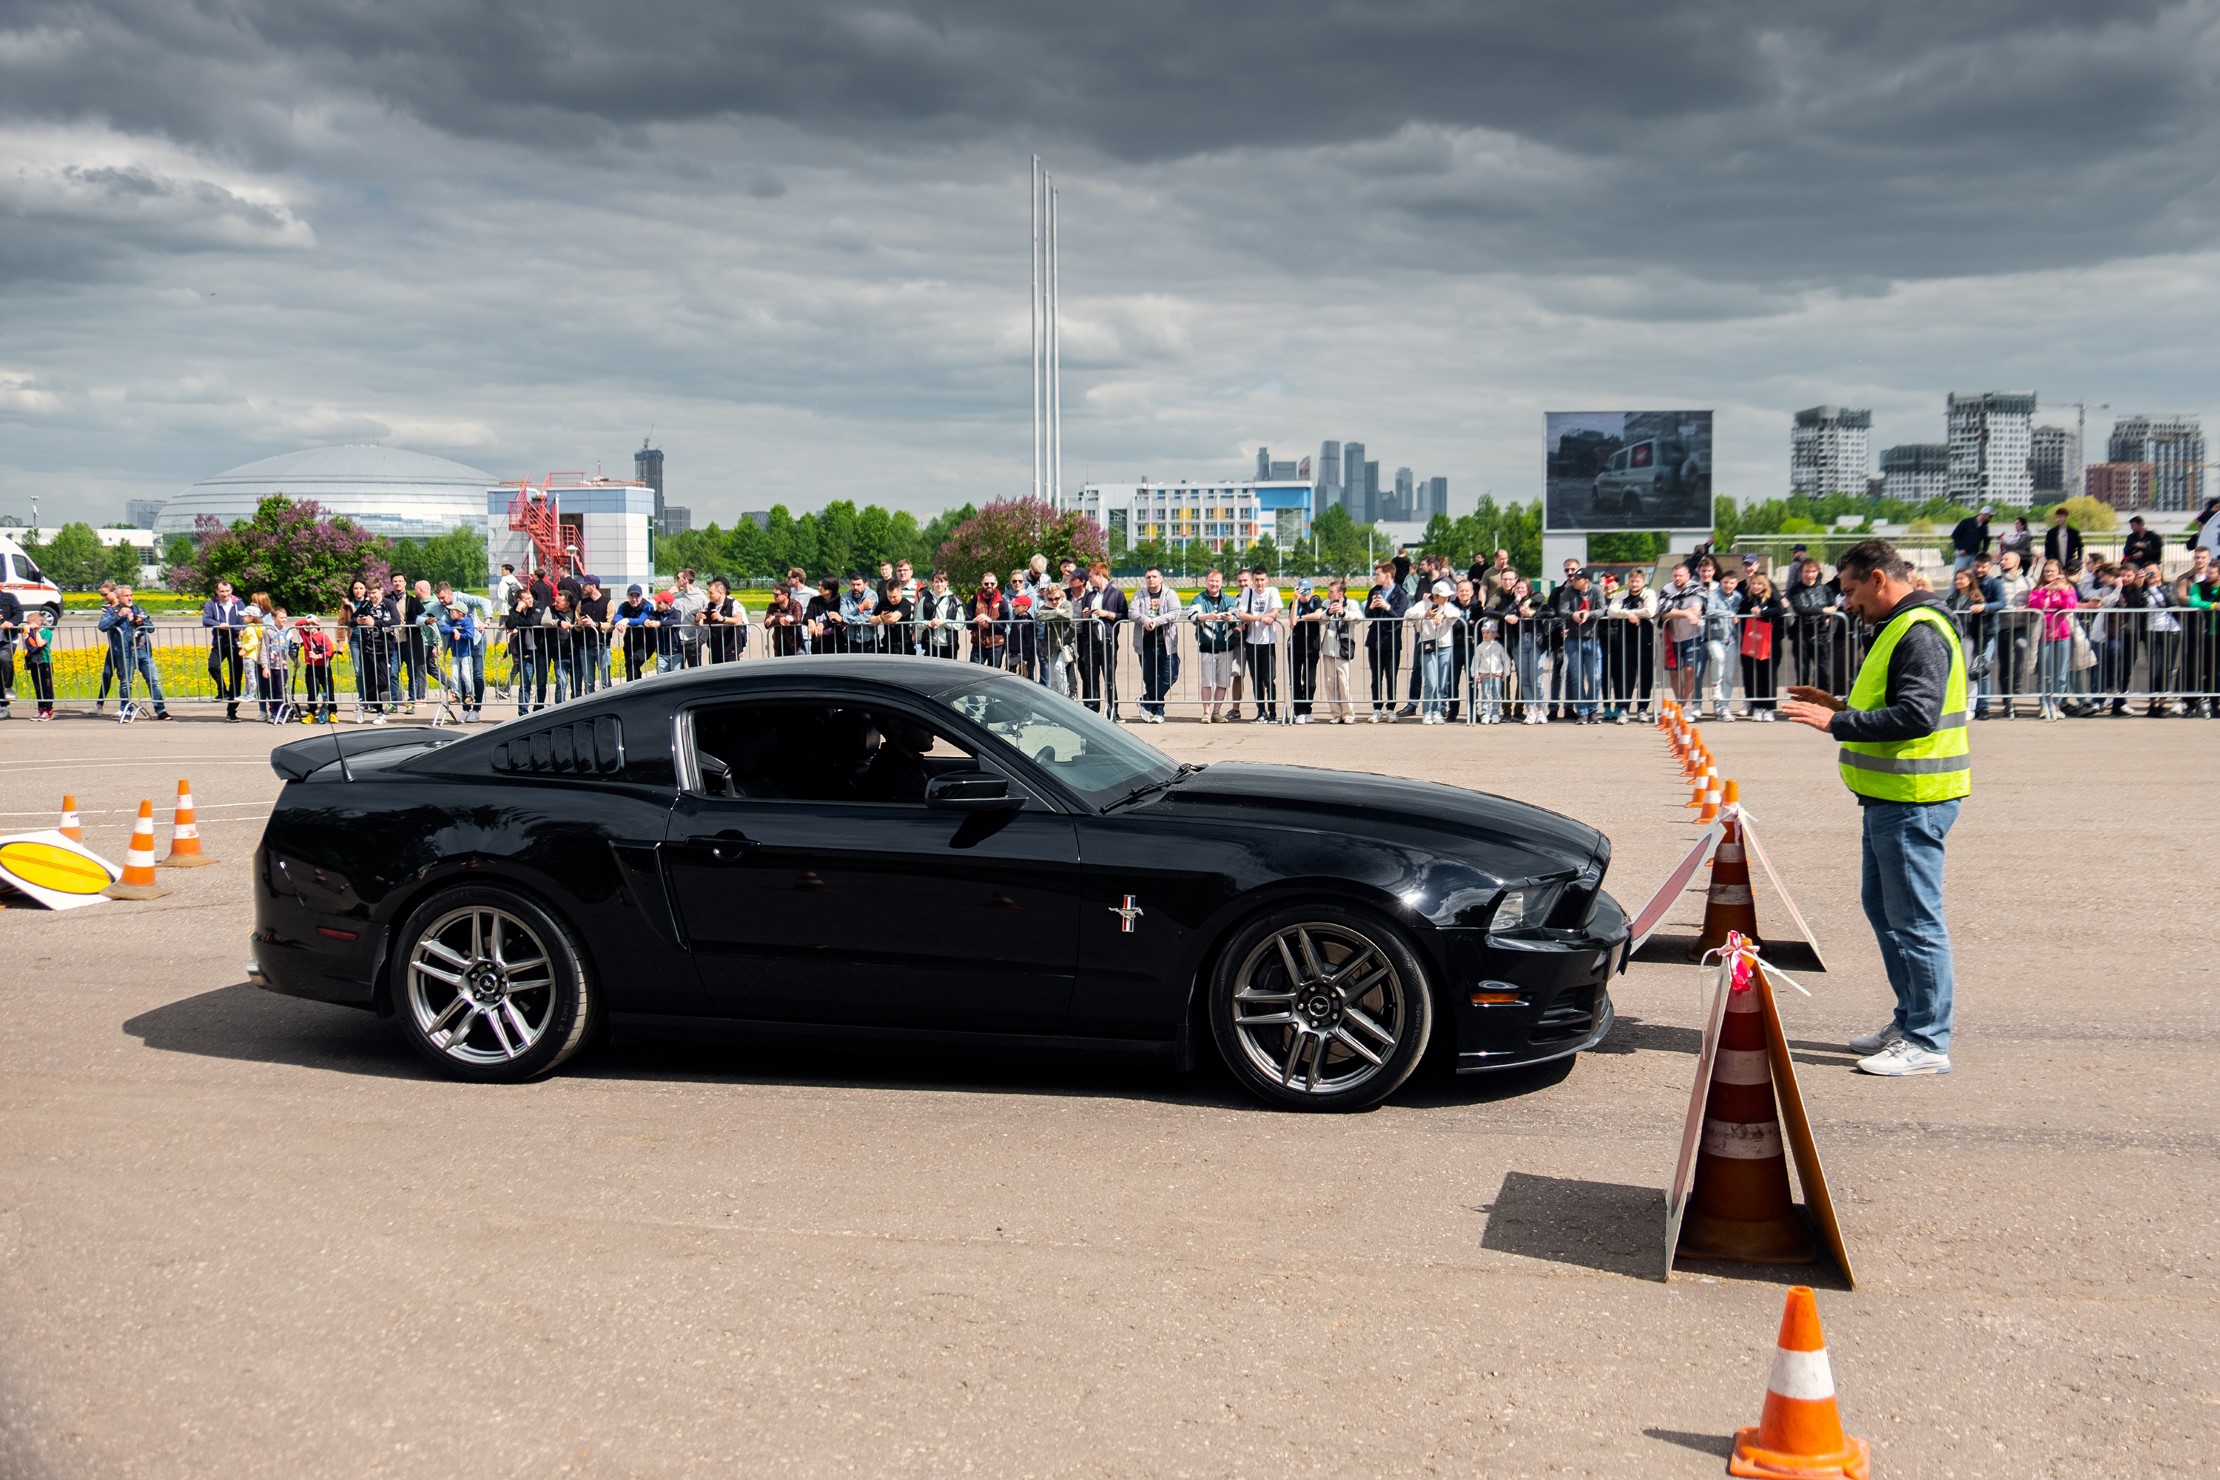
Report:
1545,410,1713,533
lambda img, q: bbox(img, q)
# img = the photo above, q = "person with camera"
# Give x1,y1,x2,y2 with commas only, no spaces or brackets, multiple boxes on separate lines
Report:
505,585,550,715
1362,560,1408,722
97,585,172,721
1075,562,1128,716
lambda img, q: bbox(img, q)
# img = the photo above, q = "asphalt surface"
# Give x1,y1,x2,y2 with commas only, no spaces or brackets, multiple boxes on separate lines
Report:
1,705,2213,1477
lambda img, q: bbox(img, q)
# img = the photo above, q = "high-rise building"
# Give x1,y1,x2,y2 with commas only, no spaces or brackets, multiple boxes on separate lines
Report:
126,498,165,529
1423,476,1450,521
1393,466,1414,521
1789,406,1873,497
1255,447,1271,480
2028,426,2081,498
1066,478,1315,553
1880,444,1951,505
1316,441,1341,507
1364,461,1381,524
1341,442,1366,521
635,442,679,535
2107,415,2205,512
1946,392,2037,508
2084,462,2155,512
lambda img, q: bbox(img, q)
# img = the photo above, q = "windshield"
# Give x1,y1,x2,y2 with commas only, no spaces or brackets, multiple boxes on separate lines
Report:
934,673,1179,809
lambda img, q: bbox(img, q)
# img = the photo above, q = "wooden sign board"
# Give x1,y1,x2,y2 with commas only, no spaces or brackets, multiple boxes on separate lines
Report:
1739,814,1828,972
1661,950,1734,1275
1624,820,1723,957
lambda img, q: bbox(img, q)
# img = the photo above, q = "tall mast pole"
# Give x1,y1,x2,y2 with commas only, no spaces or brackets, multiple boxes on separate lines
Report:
1031,155,1041,501
1049,177,1061,505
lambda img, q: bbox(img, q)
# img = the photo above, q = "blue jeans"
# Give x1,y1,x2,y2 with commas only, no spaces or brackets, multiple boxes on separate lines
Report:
1860,799,1960,1053
1566,636,1601,716
1421,645,1452,718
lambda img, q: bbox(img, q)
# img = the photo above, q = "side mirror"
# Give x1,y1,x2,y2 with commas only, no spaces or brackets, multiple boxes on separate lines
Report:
926,771,1020,812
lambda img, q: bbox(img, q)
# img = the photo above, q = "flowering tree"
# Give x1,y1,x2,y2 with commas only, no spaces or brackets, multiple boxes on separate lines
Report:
934,498,1106,589
167,495,390,613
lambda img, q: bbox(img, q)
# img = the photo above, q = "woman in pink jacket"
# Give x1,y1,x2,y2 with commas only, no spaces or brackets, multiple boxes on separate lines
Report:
2026,559,2081,722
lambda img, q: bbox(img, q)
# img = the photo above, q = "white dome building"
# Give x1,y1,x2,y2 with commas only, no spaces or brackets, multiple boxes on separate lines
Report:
154,445,499,540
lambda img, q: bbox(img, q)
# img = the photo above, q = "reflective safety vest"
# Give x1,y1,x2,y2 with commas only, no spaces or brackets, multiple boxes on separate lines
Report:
1838,604,1971,803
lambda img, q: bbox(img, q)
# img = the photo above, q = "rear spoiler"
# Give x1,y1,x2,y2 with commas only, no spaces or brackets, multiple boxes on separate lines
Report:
271,726,455,781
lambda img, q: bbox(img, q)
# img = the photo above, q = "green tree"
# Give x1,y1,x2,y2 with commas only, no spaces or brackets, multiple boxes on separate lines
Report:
653,526,726,578
919,503,977,562
2054,495,2117,533
27,523,113,589
814,500,859,577
386,525,488,592
104,540,143,585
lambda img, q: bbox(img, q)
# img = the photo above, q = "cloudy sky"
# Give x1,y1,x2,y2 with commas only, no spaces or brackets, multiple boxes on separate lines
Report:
5,1,2219,526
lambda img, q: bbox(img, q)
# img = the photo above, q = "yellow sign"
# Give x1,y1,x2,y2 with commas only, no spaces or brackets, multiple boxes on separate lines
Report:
0,831,122,911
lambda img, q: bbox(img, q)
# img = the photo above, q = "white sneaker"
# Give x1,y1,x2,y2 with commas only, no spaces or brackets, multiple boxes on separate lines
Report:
1856,1039,1951,1076
1847,1021,1904,1055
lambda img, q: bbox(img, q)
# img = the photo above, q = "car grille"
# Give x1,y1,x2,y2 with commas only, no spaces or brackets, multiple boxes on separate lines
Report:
1528,985,1599,1046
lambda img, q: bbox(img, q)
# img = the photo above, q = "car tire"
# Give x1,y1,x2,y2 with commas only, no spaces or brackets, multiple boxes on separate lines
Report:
390,885,598,1083
1206,903,1433,1112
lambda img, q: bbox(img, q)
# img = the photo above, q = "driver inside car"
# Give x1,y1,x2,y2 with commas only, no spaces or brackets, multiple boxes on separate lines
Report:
857,716,933,804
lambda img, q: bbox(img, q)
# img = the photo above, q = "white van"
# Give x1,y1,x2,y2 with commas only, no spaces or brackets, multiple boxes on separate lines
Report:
0,534,65,619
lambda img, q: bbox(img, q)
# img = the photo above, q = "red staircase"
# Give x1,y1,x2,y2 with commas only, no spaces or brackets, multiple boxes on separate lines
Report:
503,475,586,577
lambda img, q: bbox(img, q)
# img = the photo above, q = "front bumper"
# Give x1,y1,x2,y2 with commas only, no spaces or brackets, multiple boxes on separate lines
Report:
1446,889,1626,1073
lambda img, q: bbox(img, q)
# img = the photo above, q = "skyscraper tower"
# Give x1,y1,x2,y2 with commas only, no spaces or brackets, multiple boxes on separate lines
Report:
1341,442,1366,520
635,440,666,532
1317,440,1341,506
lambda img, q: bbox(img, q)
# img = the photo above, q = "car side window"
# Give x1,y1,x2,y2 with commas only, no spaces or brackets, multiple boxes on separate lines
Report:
689,701,994,807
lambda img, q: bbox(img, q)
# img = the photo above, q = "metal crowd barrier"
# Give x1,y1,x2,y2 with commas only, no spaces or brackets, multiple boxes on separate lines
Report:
18,597,2218,723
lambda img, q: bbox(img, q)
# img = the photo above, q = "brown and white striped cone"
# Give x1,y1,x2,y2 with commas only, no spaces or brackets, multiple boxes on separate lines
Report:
1730,1285,1870,1478
103,800,171,900
159,778,215,868
1676,957,1814,1263
58,795,82,842
1693,809,1761,955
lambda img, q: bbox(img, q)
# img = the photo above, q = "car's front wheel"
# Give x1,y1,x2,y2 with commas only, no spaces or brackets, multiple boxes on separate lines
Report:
1207,905,1433,1111
392,886,597,1082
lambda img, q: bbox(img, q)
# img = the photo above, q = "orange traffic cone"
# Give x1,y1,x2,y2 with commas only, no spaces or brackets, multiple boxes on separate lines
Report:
1682,727,1705,776
58,795,82,842
159,778,215,868
1693,803,1760,952
1730,1286,1869,1479
103,800,171,900
1685,768,1712,809
1677,957,1813,1263
1697,772,1727,824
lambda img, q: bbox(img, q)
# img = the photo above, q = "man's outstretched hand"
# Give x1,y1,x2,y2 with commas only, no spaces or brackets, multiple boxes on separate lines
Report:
1779,686,1844,732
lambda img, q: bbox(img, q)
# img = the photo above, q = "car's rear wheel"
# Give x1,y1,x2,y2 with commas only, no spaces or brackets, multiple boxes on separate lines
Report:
1207,905,1433,1111
392,886,596,1082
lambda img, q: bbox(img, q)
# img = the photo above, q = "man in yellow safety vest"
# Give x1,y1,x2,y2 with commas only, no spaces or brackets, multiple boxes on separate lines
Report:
1780,539,1968,1076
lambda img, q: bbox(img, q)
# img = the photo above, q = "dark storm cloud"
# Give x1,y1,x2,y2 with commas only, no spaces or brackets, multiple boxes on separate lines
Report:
4,1,2215,286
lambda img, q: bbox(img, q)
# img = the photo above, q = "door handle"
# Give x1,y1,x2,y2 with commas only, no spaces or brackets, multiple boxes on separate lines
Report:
687,832,757,862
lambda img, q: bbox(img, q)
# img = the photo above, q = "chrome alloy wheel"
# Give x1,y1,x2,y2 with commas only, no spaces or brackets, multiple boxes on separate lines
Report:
1228,923,1408,1096
404,906,558,1065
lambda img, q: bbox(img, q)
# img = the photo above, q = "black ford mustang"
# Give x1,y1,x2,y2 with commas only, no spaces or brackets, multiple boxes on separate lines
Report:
250,656,1626,1111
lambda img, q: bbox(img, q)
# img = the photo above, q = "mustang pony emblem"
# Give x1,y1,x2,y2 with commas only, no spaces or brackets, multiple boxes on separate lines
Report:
1110,895,1144,933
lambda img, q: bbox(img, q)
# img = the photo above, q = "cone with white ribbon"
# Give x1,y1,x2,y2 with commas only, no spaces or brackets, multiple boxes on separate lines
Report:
1693,796,1760,954
103,800,171,901
1730,1285,1870,1478
58,795,82,842
1676,953,1814,1263
159,778,215,868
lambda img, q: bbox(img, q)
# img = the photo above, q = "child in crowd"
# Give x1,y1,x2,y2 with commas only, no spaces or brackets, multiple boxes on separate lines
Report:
297,616,337,724
264,608,295,722
236,614,262,721
24,610,55,719
1474,620,1511,724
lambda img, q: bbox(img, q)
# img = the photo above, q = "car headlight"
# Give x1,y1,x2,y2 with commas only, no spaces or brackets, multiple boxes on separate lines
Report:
1491,883,1564,932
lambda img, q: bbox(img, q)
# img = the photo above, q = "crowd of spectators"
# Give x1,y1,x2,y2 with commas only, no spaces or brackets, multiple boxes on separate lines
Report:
8,527,2217,724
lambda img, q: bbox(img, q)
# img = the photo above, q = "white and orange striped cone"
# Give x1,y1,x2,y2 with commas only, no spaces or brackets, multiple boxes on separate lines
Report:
159,778,215,868
58,795,82,842
1677,948,1812,1261
1692,797,1759,953
103,800,171,900
1696,772,1727,825
1730,1286,1870,1479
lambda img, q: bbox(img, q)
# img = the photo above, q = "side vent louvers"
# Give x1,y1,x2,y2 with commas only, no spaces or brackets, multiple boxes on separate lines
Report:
492,716,626,777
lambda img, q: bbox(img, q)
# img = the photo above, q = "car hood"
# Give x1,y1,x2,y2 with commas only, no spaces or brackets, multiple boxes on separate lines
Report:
1152,762,1606,880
